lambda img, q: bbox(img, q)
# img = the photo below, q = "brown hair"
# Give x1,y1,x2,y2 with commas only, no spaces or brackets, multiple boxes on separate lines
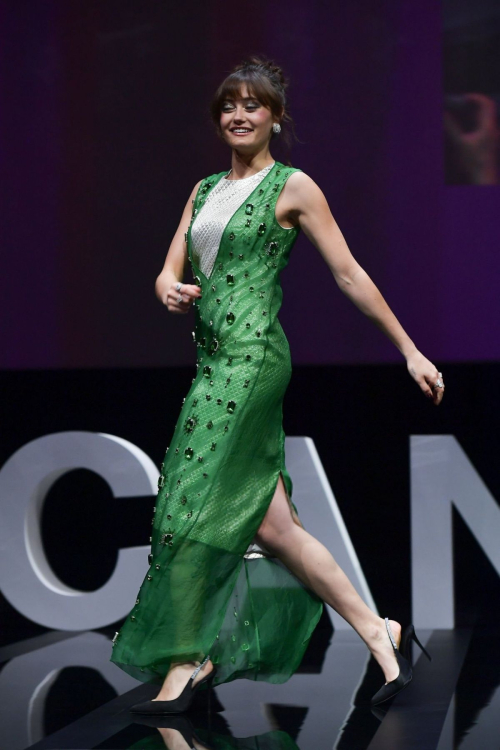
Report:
209,55,297,152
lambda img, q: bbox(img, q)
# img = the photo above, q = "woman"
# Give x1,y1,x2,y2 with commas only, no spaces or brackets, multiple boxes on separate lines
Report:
111,56,443,713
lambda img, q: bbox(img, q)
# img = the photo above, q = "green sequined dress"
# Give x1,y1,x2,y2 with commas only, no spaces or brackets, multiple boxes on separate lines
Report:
110,160,323,687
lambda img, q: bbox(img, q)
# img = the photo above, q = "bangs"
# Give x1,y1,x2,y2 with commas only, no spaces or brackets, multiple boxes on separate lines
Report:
217,75,274,108
210,70,284,124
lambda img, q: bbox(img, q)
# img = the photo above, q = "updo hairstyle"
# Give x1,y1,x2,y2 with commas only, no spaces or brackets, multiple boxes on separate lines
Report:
210,56,297,150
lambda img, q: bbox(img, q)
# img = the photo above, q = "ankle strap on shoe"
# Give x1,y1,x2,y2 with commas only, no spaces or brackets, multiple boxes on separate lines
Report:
190,654,210,680
385,617,398,651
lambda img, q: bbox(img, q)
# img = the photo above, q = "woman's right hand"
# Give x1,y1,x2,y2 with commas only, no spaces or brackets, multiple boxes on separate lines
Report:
166,282,202,314
154,178,204,311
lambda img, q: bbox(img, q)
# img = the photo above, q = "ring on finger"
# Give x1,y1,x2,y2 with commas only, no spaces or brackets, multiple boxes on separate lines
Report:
177,294,183,303
175,282,182,292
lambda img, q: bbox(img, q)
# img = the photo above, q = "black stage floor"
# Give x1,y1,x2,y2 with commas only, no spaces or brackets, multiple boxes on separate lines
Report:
1,621,499,750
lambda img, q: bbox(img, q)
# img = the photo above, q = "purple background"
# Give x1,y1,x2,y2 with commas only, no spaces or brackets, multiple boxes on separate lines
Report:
2,0,499,369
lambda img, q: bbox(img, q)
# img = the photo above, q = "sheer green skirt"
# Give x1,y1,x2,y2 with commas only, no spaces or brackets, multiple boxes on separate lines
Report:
110,320,323,686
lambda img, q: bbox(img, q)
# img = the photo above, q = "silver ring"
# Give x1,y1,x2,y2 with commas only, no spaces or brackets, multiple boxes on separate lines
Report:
434,378,444,388
177,294,183,303
175,282,182,292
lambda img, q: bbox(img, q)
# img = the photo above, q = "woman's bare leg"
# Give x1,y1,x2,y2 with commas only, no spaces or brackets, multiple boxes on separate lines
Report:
255,474,401,683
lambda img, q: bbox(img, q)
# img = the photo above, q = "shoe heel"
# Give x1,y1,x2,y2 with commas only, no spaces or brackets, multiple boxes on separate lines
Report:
198,665,216,689
411,629,432,662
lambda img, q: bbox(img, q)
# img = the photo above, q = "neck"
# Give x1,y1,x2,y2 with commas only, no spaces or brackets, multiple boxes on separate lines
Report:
229,149,275,179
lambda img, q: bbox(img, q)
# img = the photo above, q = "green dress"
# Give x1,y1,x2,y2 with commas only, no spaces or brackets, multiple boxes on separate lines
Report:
111,160,323,687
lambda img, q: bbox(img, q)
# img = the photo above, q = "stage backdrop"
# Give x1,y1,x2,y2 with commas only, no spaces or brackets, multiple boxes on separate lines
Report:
2,0,499,369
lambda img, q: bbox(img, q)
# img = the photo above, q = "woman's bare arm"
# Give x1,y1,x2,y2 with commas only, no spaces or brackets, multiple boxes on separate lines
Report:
281,172,444,404
155,180,203,314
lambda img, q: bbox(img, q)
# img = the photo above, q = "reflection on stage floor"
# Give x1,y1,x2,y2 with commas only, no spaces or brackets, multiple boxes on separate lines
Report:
0,617,498,750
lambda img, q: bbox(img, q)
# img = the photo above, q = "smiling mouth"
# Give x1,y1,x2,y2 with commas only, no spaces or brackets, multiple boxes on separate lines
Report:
230,128,253,135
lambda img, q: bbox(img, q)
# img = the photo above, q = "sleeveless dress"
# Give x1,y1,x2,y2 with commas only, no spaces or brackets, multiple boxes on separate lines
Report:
110,160,324,687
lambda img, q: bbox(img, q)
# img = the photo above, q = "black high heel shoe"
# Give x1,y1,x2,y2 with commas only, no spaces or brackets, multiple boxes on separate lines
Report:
130,655,216,714
370,617,431,706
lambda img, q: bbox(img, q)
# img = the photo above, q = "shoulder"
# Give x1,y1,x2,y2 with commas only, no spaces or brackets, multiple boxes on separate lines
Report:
282,170,325,205
284,169,314,186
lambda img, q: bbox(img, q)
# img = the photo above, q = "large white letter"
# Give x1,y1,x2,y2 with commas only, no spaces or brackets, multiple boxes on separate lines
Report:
0,432,155,629
411,435,500,628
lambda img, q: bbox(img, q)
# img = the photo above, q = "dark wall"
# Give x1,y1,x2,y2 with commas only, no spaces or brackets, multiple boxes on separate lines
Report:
2,0,499,369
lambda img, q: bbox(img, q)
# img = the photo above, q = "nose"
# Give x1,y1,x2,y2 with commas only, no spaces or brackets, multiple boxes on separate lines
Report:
232,105,248,122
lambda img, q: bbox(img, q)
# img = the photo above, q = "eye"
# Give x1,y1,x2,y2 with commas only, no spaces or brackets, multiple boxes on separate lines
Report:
221,100,260,112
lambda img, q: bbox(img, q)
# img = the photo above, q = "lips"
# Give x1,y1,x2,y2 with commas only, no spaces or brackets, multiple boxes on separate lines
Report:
230,128,253,135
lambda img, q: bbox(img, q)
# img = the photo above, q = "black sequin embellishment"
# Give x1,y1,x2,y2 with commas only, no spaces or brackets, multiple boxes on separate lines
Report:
266,241,279,256
184,416,196,433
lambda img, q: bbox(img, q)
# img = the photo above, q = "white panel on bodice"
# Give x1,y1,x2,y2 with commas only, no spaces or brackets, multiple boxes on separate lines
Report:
190,162,275,279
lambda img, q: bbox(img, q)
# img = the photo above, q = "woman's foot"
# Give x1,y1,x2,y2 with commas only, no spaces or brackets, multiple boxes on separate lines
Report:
365,618,401,683
153,658,214,702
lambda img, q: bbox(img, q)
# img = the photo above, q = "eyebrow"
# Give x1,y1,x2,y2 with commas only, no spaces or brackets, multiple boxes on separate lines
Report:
222,96,258,102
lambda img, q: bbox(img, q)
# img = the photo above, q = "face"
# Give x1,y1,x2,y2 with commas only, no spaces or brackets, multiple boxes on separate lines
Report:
219,84,278,150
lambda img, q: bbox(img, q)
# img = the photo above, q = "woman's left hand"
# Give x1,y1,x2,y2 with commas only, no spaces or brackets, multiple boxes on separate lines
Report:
406,350,445,405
